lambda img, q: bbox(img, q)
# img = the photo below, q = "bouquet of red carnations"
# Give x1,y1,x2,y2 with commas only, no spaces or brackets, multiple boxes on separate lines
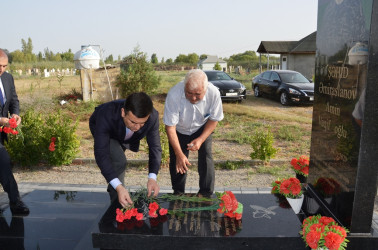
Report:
301,214,349,250
290,155,309,177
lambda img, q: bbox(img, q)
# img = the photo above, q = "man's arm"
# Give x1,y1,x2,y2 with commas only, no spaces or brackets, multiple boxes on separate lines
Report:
145,110,162,197
7,74,20,116
165,125,191,174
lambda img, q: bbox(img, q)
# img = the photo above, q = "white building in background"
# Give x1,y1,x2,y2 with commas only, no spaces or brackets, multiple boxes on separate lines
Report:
197,55,227,71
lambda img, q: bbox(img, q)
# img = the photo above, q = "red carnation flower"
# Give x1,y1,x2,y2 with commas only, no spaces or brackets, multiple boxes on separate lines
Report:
306,230,321,249
159,208,168,216
324,231,344,250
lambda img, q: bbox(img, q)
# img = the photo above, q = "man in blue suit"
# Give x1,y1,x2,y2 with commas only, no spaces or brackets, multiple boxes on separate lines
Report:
0,49,29,215
89,92,162,208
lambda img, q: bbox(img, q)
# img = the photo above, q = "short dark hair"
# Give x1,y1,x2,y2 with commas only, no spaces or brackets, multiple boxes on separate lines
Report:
124,92,153,118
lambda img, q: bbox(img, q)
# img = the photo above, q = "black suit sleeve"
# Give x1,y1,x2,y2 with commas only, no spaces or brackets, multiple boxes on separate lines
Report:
146,110,162,175
7,74,20,115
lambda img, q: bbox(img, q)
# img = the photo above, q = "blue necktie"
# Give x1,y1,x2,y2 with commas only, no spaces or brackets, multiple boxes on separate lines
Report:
0,89,4,106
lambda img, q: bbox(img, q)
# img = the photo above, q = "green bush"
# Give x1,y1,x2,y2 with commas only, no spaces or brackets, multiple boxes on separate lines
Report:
214,62,222,71
5,109,80,167
250,127,278,162
117,48,161,97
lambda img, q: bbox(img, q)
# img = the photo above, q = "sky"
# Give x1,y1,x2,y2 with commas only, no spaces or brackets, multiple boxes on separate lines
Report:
2,0,318,61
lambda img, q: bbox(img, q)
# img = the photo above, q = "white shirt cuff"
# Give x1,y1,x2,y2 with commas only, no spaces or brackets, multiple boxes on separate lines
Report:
148,173,157,181
109,178,122,189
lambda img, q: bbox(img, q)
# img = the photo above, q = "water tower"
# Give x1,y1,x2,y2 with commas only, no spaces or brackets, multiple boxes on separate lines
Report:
74,46,100,70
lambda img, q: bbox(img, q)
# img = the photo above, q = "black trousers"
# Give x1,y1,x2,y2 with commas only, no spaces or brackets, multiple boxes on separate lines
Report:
106,139,127,202
0,143,20,203
169,126,215,195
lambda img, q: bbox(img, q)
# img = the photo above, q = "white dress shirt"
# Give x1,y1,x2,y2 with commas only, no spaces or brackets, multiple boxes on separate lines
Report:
163,81,224,135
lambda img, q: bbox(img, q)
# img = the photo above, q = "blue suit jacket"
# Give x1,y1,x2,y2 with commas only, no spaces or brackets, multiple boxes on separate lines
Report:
89,99,162,183
0,72,20,144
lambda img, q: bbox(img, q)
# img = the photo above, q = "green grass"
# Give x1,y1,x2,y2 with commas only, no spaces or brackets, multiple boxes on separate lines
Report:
216,160,248,170
156,71,186,94
276,125,303,141
254,164,293,178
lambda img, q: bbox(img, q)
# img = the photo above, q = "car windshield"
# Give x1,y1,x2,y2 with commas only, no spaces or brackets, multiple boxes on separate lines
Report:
206,72,232,81
279,72,310,83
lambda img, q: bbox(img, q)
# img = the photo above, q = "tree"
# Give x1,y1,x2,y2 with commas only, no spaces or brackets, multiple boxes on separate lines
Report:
166,58,173,64
187,53,199,65
151,53,158,64
117,47,161,97
200,54,208,60
44,48,52,61
21,37,33,55
20,37,36,62
105,54,114,64
61,49,74,61
174,54,187,63
10,50,25,63
37,52,43,61
214,62,222,71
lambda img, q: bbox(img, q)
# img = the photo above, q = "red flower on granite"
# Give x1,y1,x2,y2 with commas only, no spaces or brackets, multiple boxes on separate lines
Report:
159,208,168,216
306,230,322,249
300,214,349,250
216,191,243,220
291,155,309,177
271,180,281,194
275,177,303,199
314,177,341,197
148,201,168,218
116,207,144,223
324,231,344,250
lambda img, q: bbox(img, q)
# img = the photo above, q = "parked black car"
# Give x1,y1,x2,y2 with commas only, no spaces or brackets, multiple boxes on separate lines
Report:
252,70,314,105
204,70,246,101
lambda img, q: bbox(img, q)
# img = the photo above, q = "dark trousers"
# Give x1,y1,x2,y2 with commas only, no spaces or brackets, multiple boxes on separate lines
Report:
107,139,127,202
169,126,215,195
0,144,20,203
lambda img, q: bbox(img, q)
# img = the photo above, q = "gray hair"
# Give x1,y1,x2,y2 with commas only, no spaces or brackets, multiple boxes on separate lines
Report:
0,49,8,59
184,69,208,91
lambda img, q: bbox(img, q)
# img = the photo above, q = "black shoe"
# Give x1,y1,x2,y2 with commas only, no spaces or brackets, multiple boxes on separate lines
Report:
10,200,30,215
173,190,185,196
196,192,212,198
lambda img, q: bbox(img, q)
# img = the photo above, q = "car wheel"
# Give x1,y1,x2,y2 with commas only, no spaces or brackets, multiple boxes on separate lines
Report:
254,86,261,97
280,92,289,105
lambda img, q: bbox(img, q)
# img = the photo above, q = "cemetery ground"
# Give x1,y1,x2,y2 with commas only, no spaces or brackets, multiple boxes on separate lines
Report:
11,72,312,188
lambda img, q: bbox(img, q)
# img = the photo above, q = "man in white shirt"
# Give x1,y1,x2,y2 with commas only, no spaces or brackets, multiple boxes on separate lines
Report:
163,69,223,196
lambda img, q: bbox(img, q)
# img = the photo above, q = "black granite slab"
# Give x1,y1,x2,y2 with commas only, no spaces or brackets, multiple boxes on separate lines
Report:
310,0,378,234
1,189,377,249
92,193,305,250
0,190,109,250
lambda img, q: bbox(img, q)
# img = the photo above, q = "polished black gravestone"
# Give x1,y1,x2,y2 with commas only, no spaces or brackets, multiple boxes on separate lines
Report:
309,0,378,235
92,193,305,250
0,190,109,250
